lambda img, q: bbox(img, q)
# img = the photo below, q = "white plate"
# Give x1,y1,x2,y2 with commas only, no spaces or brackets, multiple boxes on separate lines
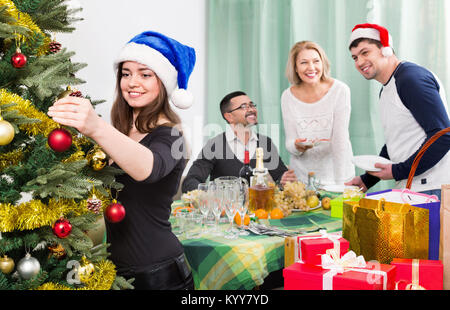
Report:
320,184,360,193
352,155,394,172
295,139,330,147
321,184,346,193
291,202,322,212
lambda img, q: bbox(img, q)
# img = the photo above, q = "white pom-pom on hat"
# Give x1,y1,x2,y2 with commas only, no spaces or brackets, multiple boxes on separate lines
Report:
381,46,393,57
170,88,194,109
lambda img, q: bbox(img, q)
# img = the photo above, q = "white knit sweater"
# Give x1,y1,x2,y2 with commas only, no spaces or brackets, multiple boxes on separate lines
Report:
281,79,355,185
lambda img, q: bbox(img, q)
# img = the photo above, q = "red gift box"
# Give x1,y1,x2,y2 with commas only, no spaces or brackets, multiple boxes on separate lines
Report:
283,261,396,290
297,233,349,266
391,258,443,290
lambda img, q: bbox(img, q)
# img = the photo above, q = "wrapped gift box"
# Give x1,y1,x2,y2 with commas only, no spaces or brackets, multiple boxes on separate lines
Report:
299,233,349,266
285,232,349,267
391,258,443,290
283,261,396,290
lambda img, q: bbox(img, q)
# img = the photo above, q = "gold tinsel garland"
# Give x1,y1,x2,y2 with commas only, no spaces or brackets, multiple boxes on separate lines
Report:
0,88,59,136
0,148,24,170
34,260,117,290
0,88,91,162
0,187,111,232
0,0,51,55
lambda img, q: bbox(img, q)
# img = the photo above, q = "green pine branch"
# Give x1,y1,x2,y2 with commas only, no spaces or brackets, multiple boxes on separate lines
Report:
111,276,135,290
25,159,105,199
0,6,32,39
32,0,83,33
10,0,41,15
18,48,86,101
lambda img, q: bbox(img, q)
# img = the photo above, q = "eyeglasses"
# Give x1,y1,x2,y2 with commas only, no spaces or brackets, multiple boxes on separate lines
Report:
227,102,257,113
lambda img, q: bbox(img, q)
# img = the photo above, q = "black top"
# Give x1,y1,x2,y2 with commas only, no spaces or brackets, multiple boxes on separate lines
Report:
106,126,186,274
182,132,288,193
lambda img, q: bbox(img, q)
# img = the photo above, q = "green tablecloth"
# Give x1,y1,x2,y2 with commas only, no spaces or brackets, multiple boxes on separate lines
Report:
179,209,342,290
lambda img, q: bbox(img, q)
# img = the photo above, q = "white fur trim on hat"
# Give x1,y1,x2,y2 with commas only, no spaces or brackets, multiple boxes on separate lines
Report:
114,42,178,96
348,28,394,55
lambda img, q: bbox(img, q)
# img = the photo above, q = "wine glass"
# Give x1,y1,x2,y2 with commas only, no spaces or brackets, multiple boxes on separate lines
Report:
197,183,210,234
208,182,223,236
223,184,238,239
236,178,250,236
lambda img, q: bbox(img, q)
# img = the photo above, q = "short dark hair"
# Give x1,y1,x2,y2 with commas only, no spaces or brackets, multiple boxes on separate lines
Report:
219,91,247,122
349,38,383,50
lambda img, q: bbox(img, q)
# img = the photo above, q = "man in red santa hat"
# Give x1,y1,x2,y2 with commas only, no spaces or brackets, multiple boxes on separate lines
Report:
345,23,450,200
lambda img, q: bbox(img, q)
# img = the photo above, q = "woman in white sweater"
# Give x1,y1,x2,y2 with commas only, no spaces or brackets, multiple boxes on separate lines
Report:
281,41,355,186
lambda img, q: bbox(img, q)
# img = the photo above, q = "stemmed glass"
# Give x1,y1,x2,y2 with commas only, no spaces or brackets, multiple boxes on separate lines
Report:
197,183,210,234
236,178,250,236
223,184,239,239
208,182,224,236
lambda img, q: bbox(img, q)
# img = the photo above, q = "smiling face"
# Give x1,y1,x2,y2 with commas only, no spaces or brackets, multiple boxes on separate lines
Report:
350,40,388,83
224,95,258,127
120,61,161,114
295,48,323,85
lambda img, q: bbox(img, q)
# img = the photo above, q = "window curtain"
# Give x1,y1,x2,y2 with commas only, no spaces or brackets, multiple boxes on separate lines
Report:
206,0,450,192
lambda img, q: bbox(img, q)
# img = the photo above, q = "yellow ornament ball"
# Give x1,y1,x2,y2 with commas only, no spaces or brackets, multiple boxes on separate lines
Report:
0,119,15,145
86,146,107,171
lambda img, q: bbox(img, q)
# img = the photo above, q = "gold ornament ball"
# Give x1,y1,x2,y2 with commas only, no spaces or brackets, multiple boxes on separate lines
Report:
87,147,107,171
0,255,15,274
57,86,73,99
77,256,95,283
0,119,15,145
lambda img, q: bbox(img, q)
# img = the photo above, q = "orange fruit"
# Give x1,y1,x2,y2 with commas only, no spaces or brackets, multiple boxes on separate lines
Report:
172,206,194,215
270,208,284,219
234,213,250,226
255,209,268,219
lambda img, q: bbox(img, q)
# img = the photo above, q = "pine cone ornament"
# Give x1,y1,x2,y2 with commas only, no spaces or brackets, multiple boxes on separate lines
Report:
48,41,62,54
87,194,102,214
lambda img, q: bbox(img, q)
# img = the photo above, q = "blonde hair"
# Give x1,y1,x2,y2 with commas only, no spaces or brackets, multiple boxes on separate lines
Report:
285,41,331,85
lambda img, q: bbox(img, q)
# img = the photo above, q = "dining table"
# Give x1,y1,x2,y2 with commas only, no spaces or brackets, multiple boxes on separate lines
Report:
174,204,343,290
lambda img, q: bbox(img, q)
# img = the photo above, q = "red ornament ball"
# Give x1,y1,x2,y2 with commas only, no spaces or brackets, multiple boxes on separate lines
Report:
104,201,126,223
52,218,72,238
48,128,72,152
11,49,27,68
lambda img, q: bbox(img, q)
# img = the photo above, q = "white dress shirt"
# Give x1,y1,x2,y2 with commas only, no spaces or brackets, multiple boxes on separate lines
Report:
225,124,258,163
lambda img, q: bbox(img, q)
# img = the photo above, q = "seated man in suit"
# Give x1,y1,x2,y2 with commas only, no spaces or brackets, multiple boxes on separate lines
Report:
182,91,297,193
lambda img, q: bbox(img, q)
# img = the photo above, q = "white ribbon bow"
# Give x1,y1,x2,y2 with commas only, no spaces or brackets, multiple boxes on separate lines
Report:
321,249,366,273
321,250,388,290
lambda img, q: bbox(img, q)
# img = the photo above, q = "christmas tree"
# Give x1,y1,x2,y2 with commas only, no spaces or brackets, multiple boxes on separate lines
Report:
0,0,132,290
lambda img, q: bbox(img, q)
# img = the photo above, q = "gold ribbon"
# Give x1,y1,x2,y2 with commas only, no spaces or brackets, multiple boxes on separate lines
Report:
395,259,426,290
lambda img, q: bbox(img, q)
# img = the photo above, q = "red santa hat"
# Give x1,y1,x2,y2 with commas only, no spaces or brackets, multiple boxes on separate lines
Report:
349,23,394,57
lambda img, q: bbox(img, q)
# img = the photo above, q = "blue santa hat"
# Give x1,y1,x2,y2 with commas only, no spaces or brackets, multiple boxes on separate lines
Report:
114,31,196,109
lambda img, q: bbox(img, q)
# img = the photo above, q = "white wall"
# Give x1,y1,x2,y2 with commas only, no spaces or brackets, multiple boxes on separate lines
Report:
58,0,206,171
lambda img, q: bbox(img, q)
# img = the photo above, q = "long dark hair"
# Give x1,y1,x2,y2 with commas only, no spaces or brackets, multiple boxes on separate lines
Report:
111,62,182,135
